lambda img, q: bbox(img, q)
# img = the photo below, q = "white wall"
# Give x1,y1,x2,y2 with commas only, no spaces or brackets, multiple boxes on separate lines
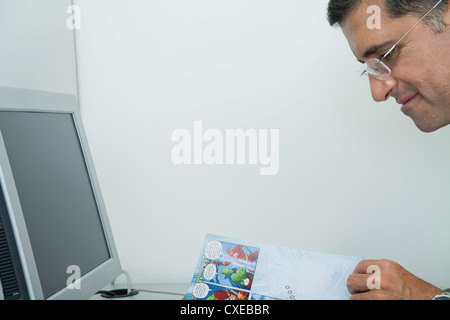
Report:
0,0,77,95
74,0,450,288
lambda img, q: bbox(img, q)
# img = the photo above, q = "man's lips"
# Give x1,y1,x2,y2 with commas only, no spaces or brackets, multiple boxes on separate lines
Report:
398,93,419,113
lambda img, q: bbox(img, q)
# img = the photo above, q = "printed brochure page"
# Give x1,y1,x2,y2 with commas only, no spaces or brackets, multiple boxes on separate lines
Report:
186,234,365,300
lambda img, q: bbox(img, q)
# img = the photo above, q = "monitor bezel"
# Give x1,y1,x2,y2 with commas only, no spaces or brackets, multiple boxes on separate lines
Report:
0,86,122,300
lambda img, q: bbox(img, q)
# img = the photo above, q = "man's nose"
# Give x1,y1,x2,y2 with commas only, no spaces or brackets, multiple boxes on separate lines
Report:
369,75,397,102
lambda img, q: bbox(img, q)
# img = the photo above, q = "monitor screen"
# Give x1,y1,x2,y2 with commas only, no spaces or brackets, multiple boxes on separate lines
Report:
0,111,110,299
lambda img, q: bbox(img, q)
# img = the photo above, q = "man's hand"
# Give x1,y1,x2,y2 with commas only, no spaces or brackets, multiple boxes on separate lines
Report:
347,259,444,300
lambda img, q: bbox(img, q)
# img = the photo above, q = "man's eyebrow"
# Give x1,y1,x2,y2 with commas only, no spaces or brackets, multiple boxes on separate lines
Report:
356,40,396,64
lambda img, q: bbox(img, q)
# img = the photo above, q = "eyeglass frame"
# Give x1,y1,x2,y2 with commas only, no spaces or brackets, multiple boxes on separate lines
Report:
361,0,444,80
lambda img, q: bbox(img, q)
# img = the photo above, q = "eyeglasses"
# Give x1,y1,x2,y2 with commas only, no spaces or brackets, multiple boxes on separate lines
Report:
362,0,443,80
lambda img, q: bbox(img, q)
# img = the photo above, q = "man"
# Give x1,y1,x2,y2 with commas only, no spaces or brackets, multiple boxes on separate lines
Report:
327,0,450,299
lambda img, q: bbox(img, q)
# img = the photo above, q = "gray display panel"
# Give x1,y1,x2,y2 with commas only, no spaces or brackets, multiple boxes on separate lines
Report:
0,111,110,299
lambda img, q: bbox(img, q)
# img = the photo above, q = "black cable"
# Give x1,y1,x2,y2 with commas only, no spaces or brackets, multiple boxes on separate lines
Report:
97,288,139,299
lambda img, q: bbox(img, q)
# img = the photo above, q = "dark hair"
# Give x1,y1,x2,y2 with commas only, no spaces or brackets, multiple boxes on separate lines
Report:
327,0,448,31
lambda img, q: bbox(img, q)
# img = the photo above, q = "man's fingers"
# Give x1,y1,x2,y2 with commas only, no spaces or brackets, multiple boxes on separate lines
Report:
347,273,372,294
349,292,370,300
349,291,383,300
353,259,382,274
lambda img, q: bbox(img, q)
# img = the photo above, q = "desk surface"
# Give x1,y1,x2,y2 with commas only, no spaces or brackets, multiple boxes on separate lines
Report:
90,283,189,300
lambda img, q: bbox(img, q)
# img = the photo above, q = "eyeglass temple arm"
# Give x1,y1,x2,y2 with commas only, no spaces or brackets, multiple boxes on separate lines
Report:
380,0,443,61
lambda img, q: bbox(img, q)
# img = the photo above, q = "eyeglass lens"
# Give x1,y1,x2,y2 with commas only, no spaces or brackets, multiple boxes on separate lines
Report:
365,59,391,80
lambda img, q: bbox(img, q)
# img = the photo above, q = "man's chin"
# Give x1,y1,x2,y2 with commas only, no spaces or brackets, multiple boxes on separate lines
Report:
412,118,445,133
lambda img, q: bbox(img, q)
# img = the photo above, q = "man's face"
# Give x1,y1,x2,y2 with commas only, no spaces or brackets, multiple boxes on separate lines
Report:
341,1,450,132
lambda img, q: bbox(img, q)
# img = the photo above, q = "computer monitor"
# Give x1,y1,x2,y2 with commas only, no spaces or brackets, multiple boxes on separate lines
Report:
0,86,122,299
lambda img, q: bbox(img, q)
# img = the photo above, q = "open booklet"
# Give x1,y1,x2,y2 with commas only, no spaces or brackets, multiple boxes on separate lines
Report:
185,234,365,300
